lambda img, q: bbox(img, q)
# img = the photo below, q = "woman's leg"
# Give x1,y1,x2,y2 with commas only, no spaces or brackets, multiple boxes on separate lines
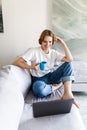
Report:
32,80,53,97
49,62,79,108
49,62,74,84
62,81,79,108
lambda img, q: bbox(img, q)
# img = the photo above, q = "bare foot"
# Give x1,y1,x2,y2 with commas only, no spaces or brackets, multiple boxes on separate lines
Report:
61,93,80,108
52,82,63,91
73,99,80,108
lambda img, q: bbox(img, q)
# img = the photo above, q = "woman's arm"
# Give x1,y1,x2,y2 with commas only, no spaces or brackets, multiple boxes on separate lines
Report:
54,37,73,62
13,57,39,70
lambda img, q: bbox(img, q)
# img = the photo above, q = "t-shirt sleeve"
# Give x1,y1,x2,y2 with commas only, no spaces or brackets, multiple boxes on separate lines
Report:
21,48,35,64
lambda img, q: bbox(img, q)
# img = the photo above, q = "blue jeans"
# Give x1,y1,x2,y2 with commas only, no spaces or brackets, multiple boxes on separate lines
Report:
32,62,74,97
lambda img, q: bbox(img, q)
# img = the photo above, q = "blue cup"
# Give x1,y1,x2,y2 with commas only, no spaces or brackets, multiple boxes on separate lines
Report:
40,61,47,70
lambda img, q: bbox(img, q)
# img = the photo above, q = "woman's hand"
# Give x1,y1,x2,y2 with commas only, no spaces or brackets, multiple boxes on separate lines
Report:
54,36,65,46
31,63,39,70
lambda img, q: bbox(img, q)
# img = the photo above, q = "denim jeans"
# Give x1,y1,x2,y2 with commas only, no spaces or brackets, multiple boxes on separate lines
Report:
32,62,74,97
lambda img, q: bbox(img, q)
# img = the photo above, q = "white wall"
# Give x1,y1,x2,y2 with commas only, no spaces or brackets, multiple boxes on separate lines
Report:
0,0,52,67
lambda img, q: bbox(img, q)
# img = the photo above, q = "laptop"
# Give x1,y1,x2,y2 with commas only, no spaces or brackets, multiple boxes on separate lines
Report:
32,98,74,117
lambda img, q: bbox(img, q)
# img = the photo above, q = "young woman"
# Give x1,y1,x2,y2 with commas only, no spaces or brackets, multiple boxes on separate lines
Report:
13,29,79,108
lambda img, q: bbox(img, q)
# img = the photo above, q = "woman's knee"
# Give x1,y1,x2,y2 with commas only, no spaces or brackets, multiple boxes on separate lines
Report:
64,62,72,67
32,81,46,97
64,62,74,71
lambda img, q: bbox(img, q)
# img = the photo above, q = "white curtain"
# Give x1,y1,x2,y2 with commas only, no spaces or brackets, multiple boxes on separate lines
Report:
52,0,87,61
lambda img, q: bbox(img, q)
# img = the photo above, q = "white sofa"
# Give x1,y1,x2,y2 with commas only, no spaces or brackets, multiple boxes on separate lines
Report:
0,65,86,130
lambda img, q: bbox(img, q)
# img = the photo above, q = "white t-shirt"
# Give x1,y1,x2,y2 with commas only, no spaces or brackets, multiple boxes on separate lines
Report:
22,46,64,77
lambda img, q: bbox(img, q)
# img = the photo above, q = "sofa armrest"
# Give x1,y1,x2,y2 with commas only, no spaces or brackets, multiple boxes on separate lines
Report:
0,65,32,97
